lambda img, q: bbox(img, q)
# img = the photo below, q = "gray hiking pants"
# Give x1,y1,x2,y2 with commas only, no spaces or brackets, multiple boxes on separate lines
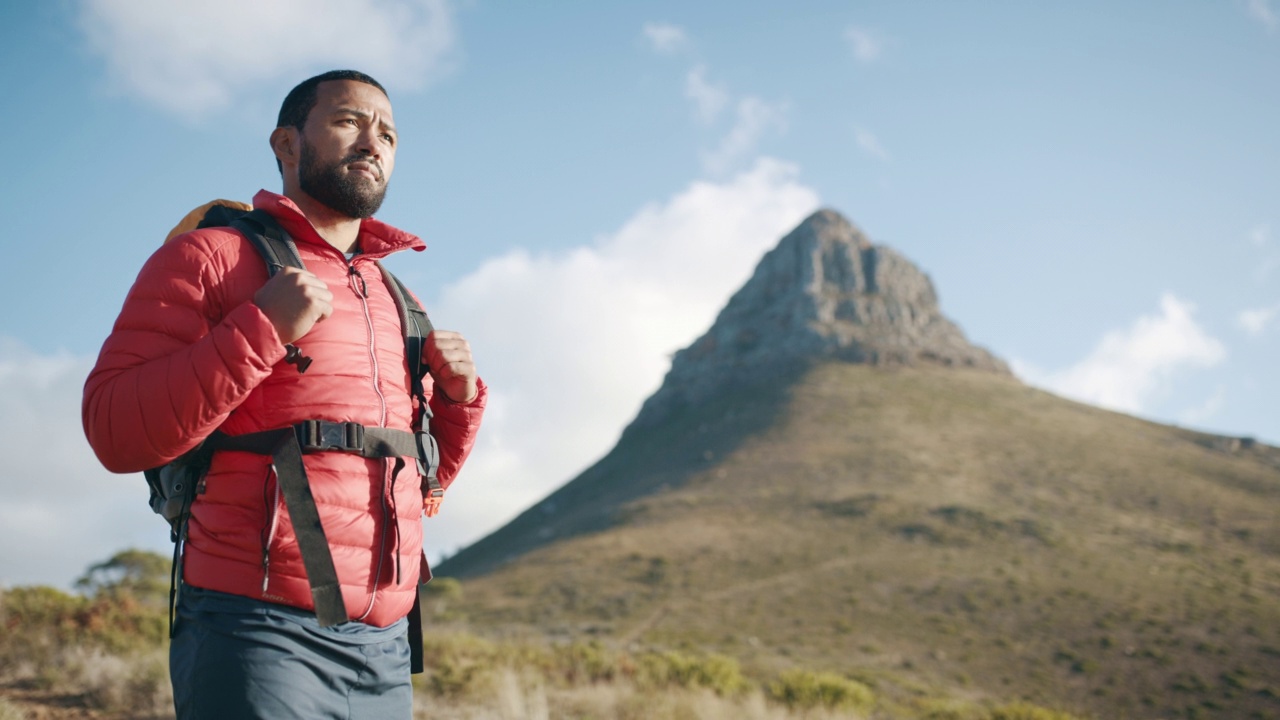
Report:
170,586,413,720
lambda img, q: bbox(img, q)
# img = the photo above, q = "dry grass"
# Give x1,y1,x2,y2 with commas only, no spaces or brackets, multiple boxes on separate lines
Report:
403,630,1081,720
63,647,172,717
0,579,1085,719
414,668,839,720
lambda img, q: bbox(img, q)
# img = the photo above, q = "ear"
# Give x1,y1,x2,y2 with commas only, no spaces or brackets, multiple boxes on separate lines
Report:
270,126,299,170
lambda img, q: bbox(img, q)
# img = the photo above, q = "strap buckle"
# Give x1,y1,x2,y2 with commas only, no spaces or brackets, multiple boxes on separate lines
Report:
297,420,365,454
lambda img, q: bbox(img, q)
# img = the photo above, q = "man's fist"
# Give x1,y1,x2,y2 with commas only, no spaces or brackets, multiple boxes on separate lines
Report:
253,267,334,344
425,330,478,404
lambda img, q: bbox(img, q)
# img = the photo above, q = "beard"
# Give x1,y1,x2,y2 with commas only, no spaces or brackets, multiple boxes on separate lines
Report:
298,138,388,219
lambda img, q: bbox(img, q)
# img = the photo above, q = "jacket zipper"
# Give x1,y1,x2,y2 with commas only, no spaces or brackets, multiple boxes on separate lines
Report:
349,261,391,621
260,465,281,594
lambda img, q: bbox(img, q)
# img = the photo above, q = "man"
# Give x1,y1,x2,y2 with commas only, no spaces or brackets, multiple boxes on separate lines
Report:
82,70,485,718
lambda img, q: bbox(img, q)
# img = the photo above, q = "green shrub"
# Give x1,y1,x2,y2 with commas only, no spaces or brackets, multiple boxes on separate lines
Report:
421,577,465,620
420,632,500,698
767,668,875,712
637,651,747,695
425,653,490,698
422,576,463,602
551,641,623,684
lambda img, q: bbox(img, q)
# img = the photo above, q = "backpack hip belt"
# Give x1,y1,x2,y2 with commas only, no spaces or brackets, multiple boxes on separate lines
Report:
201,421,441,629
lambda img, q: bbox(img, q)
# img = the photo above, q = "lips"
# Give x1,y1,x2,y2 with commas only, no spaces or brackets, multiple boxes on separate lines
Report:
346,161,382,181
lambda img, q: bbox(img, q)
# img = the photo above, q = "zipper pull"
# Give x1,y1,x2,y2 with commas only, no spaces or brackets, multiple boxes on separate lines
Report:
349,264,368,298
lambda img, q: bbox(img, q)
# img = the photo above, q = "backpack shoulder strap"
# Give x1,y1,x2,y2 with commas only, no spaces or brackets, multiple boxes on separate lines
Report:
228,210,312,371
376,261,438,675
230,209,306,277
375,262,435,398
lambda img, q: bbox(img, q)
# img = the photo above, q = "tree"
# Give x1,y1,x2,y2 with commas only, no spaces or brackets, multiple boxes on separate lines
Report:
75,548,170,604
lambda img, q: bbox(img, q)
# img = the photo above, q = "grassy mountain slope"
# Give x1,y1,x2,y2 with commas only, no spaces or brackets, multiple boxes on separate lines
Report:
439,364,1280,719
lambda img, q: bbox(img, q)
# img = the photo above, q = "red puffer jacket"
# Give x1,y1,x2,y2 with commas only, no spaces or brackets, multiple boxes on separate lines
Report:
83,190,485,627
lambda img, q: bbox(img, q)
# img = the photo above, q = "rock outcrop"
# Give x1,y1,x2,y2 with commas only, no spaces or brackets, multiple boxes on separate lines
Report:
632,209,1009,427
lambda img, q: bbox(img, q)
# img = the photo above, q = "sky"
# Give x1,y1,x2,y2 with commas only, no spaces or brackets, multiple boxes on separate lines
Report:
1,1,1277,589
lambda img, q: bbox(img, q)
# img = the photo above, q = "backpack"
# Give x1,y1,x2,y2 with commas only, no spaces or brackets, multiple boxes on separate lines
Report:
145,204,438,672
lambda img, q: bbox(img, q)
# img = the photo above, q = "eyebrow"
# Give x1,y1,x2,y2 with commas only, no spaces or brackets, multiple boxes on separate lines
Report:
333,107,397,136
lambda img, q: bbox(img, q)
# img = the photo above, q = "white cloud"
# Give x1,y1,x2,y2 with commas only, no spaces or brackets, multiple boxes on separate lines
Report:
854,126,891,162
421,159,820,560
685,65,729,124
1238,305,1279,336
642,22,689,54
1013,294,1226,414
78,0,457,118
700,97,789,175
0,339,166,589
844,25,885,62
1248,0,1278,31
1179,387,1227,426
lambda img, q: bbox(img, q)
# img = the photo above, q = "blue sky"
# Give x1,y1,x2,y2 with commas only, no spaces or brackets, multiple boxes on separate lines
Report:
1,1,1277,588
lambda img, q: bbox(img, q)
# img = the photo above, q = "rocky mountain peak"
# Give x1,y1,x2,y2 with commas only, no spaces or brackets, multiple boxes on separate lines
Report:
632,208,1009,426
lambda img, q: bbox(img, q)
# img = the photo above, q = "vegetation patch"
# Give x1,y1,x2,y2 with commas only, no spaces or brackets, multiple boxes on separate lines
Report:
767,668,875,712
637,651,747,695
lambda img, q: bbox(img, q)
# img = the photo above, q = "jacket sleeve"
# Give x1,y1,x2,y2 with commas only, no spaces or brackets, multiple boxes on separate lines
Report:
427,377,487,490
82,233,286,473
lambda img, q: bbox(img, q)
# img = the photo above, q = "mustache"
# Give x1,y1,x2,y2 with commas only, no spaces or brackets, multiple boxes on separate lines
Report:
343,155,384,180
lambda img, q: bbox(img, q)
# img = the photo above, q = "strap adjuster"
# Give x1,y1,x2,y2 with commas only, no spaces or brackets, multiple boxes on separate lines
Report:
297,420,365,454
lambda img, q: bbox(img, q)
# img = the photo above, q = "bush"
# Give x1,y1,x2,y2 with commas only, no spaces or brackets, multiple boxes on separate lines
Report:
638,651,747,695
425,653,491,698
767,668,875,712
419,633,499,699
1,583,166,657
68,647,172,715
421,577,464,620
422,576,463,602
551,641,624,684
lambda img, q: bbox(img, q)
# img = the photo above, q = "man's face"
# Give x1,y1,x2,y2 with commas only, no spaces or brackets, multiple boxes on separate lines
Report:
297,80,397,219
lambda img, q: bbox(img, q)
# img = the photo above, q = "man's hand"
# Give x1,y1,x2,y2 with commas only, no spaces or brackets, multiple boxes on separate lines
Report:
425,330,478,404
253,268,334,344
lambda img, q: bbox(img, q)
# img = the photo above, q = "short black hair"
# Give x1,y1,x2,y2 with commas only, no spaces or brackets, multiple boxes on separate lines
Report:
275,70,389,173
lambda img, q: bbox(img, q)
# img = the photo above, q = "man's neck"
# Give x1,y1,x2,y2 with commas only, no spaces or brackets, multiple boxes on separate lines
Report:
285,190,361,254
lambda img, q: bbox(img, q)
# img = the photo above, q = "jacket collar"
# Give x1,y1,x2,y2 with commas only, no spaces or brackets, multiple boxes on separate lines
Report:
252,189,426,259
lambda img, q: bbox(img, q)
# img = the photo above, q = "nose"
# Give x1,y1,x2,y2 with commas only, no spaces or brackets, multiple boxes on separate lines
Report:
355,125,381,158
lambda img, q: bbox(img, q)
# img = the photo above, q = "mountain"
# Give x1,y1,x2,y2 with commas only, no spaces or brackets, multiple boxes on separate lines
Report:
436,210,1280,719
633,208,1008,429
